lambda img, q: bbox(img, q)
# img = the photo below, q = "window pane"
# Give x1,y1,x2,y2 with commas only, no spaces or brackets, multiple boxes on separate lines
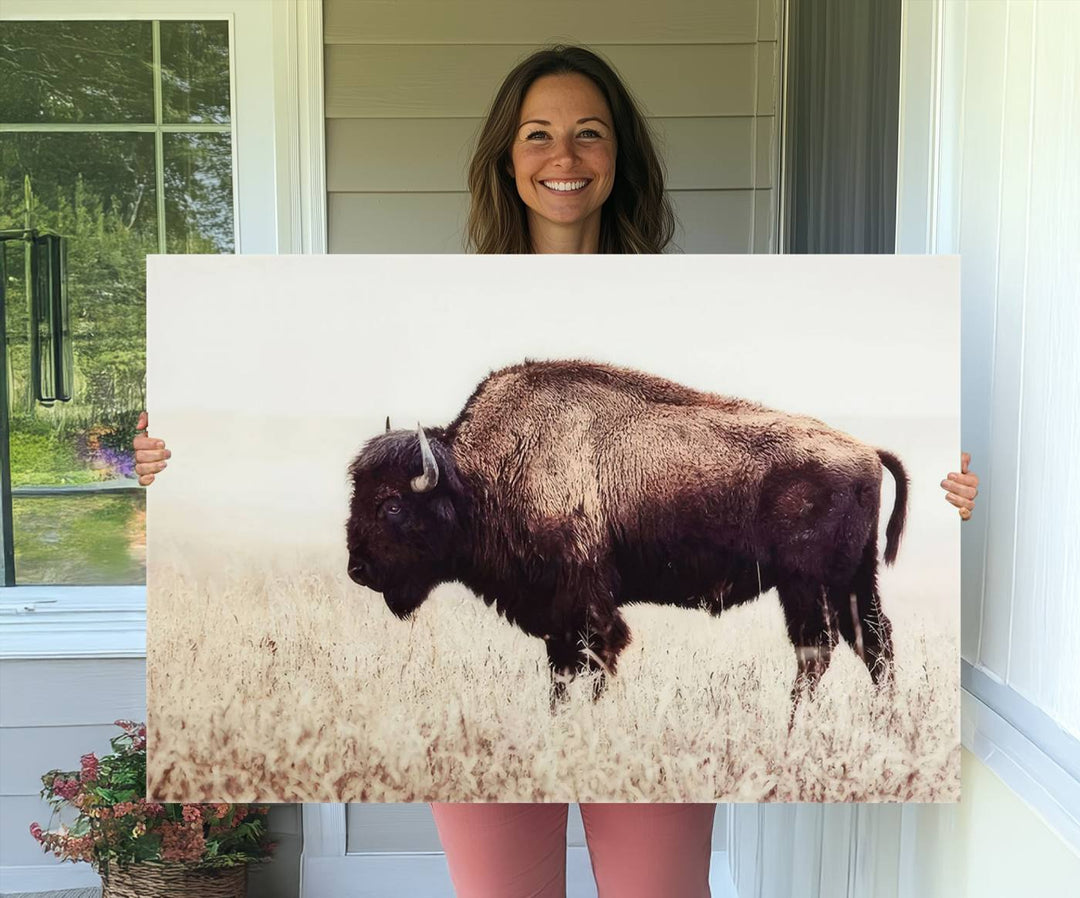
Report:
160,20,232,124
2,132,155,585
12,492,146,585
0,21,154,124
164,132,235,252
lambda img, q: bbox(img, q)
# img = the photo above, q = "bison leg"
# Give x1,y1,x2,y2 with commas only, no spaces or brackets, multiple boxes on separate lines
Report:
543,601,631,707
776,572,836,729
545,634,579,708
830,543,895,689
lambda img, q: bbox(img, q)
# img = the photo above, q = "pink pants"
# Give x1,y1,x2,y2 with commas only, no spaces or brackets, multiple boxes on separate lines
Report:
430,803,716,898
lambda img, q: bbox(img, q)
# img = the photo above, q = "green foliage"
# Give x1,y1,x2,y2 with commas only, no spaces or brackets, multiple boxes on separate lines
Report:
31,721,275,875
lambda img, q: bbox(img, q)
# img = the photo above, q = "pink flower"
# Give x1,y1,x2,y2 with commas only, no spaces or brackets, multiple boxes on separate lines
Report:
80,753,99,782
181,805,202,824
53,777,80,801
29,822,43,842
160,821,205,863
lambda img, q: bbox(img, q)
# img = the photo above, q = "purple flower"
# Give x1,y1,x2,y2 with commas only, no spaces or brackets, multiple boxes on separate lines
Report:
94,446,137,479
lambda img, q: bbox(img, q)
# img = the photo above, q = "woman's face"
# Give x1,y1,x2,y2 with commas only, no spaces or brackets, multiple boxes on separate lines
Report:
509,73,617,235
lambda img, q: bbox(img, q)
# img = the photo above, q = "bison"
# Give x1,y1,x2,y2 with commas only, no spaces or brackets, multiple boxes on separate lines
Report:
346,359,907,716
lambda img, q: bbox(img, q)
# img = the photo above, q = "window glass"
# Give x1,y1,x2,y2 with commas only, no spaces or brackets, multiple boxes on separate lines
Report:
0,21,155,124
160,20,231,124
164,133,235,253
0,21,234,586
12,493,146,585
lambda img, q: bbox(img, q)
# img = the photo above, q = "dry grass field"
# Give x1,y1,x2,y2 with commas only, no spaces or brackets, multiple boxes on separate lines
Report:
147,556,959,804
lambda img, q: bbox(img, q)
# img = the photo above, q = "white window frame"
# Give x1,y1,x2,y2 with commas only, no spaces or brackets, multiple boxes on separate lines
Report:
0,0,325,659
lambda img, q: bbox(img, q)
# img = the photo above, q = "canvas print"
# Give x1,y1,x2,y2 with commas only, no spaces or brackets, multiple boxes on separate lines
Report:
146,254,960,803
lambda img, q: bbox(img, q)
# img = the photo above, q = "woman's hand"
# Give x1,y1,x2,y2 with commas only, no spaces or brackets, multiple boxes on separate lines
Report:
941,452,979,521
133,411,171,486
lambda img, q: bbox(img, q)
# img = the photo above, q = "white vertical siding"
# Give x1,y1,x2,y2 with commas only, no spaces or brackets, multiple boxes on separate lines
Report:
1004,0,1080,728
898,0,1080,737
929,0,1080,734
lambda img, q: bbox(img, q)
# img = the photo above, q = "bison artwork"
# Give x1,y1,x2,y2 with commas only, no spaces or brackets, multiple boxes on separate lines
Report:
346,359,908,715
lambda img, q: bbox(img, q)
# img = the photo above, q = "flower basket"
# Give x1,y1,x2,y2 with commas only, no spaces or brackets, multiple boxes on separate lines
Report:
101,860,247,898
30,721,274,890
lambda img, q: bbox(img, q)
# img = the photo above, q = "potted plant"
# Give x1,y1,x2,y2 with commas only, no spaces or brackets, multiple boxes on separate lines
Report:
30,720,275,897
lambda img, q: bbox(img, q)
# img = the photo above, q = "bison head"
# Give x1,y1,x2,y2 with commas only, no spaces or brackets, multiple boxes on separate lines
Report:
346,425,467,619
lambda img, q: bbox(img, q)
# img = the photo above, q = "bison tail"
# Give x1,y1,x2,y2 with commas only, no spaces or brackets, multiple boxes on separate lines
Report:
877,449,908,566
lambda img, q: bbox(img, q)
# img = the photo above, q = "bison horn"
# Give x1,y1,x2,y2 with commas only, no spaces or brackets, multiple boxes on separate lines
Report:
385,416,391,433
411,423,439,493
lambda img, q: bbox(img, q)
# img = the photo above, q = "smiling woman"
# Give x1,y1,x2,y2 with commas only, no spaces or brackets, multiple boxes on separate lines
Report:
509,73,618,251
466,45,674,254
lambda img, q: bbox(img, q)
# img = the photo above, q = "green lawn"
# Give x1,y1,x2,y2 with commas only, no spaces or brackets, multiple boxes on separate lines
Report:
13,492,145,585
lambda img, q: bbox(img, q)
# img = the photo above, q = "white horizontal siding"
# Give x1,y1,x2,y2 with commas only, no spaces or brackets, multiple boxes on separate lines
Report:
324,0,761,45
0,660,146,729
324,0,781,257
328,189,762,254
0,725,125,796
326,117,772,192
325,44,767,118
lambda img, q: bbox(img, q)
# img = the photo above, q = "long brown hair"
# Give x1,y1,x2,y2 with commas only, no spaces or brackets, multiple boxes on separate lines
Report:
466,46,676,254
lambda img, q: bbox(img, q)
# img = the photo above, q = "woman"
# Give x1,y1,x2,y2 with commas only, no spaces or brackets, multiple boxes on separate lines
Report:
135,46,979,898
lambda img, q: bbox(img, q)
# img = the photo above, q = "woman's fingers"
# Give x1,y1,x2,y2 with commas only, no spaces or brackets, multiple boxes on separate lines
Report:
942,452,978,521
941,477,978,500
133,433,167,451
134,447,171,463
946,470,979,488
134,411,169,486
943,490,975,511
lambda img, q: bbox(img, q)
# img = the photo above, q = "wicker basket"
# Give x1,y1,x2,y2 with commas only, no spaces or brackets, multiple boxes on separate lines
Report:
100,861,247,898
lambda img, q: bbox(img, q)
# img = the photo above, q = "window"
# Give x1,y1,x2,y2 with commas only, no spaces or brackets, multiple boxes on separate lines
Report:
0,18,235,585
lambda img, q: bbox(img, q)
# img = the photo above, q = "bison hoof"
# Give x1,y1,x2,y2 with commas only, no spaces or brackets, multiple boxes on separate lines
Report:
549,669,575,710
